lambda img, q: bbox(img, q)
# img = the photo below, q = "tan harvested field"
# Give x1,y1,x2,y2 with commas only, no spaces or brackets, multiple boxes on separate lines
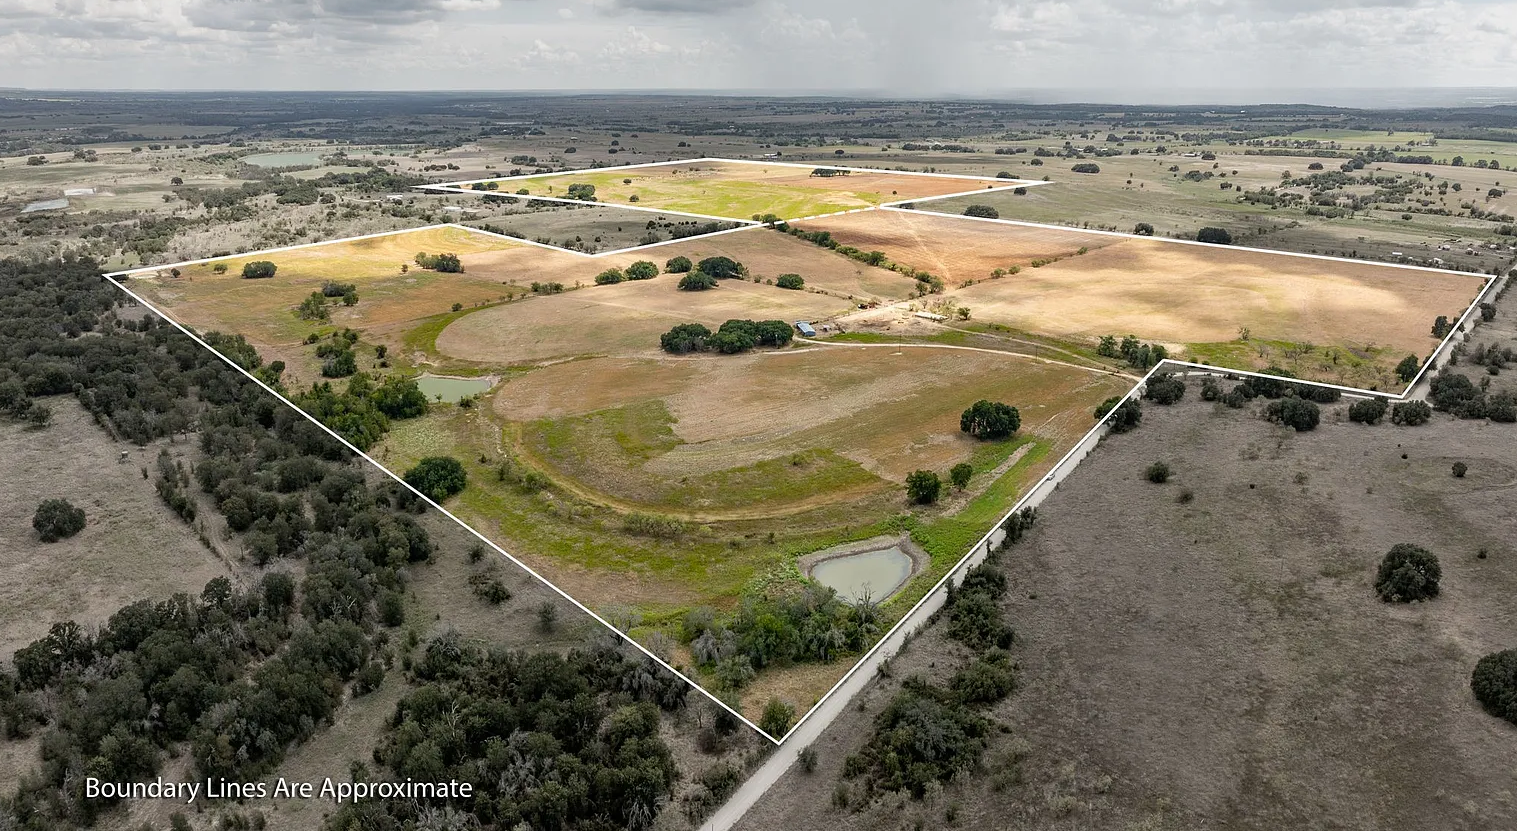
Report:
951,235,1481,350
0,398,231,661
478,160,1012,220
436,276,852,365
738,393,1517,831
806,210,1484,383
799,208,1119,284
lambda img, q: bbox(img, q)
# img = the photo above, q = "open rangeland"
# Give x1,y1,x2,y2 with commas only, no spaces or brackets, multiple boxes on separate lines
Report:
736,392,1517,831
468,160,1013,220
0,397,232,663
802,210,1485,389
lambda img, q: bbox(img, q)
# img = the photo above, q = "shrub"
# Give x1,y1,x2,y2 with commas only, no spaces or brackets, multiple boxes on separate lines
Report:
959,400,1020,439
1145,462,1170,483
1097,396,1142,432
950,462,973,490
1391,400,1432,426
905,470,942,505
1143,373,1186,405
963,204,1000,219
241,260,277,279
759,698,796,737
1200,377,1222,401
593,267,625,285
1070,163,1101,174
660,323,711,354
1196,226,1232,245
1472,650,1517,725
1133,222,1155,236
33,498,86,542
950,649,1016,704
696,256,744,280
403,456,468,501
844,685,991,799
665,255,693,273
1264,397,1320,431
677,271,718,291
1453,461,1468,478
625,260,658,280
1348,397,1388,424
1395,355,1421,382
775,273,805,290
1374,543,1440,602
468,571,512,605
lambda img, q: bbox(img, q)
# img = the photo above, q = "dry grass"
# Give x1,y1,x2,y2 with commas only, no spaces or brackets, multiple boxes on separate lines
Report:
799,209,1118,284
0,398,232,661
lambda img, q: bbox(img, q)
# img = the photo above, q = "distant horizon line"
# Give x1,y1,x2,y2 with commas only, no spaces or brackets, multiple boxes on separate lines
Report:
2,85,1516,110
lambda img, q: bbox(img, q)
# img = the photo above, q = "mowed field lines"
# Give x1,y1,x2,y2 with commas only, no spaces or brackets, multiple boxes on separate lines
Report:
472,160,1010,220
803,209,1486,388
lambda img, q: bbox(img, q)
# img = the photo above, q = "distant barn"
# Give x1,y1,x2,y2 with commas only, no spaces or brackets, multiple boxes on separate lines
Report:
794,321,817,337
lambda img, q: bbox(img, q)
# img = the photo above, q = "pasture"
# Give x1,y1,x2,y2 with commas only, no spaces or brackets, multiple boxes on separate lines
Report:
468,160,1011,220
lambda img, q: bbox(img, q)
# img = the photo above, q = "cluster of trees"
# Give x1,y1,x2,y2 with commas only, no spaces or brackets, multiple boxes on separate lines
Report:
963,204,1000,219
776,273,805,290
1428,368,1517,422
1203,368,1337,430
325,636,689,831
593,260,659,284
1098,334,1169,369
1143,372,1187,405
1196,226,1233,245
295,371,430,451
241,260,277,279
658,319,793,355
413,251,462,273
565,182,596,200
683,586,881,689
959,400,1020,440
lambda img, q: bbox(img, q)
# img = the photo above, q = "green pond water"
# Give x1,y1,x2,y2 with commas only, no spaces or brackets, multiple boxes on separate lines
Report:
416,375,492,403
809,546,914,603
242,151,326,168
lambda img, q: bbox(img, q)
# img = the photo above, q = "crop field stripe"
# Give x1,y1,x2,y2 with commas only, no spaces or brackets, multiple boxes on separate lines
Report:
890,205,1498,281
434,156,1035,188
101,223,465,279
417,184,763,226
100,275,781,746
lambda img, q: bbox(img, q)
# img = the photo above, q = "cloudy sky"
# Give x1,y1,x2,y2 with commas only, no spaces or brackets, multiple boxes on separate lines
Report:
2,0,1515,100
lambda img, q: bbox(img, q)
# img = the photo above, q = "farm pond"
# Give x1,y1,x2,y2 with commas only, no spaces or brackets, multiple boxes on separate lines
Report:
801,536,925,603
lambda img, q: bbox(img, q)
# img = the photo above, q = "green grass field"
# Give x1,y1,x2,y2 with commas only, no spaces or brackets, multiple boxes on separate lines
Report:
484,168,883,219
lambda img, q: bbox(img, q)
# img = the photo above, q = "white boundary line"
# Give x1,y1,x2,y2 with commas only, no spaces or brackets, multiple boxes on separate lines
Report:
101,276,779,744
96,171,1497,762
